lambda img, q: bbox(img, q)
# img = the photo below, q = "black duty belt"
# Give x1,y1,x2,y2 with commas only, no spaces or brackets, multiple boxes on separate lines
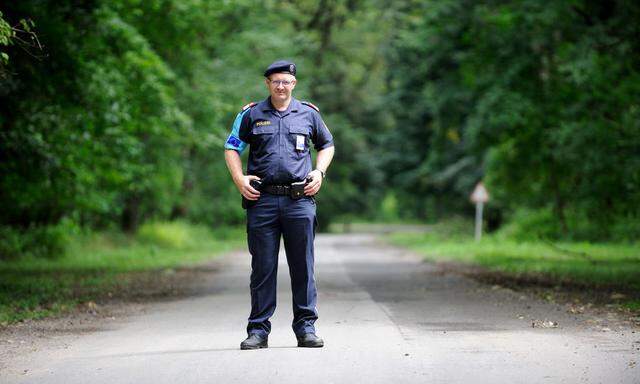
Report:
242,181,308,210
262,179,310,200
262,184,292,196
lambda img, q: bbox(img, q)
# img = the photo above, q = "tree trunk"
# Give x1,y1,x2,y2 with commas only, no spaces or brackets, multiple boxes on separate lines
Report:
121,194,141,233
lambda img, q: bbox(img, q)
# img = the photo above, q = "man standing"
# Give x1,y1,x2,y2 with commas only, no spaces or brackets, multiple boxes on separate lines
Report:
223,60,335,350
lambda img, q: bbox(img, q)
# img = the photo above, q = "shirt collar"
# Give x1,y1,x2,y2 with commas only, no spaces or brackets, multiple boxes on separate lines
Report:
261,96,300,113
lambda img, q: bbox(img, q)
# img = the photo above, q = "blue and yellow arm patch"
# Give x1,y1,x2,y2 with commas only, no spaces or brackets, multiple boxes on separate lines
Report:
224,109,249,153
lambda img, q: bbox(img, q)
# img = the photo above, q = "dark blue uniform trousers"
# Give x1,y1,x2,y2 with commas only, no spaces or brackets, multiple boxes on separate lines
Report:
246,193,318,338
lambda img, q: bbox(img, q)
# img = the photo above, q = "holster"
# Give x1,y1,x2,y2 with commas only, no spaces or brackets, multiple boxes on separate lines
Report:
290,180,307,200
242,179,263,210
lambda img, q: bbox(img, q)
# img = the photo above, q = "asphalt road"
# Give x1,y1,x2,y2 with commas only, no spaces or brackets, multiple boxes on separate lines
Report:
2,234,638,383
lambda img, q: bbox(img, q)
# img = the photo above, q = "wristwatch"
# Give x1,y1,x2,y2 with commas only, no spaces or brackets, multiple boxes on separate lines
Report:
316,169,326,179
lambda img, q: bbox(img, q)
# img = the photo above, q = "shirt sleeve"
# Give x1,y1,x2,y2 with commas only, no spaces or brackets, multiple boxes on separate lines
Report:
224,109,252,153
311,111,334,151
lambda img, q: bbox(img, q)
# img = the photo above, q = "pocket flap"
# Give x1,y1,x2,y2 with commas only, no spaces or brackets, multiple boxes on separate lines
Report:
252,126,276,134
289,125,310,135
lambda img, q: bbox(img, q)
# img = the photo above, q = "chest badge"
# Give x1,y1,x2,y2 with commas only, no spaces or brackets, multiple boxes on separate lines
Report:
296,135,305,151
255,120,271,127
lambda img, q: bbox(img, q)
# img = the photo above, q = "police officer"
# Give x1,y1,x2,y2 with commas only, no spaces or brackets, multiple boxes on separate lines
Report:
224,60,335,350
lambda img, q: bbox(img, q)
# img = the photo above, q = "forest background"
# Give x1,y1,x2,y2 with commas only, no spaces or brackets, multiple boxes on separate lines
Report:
1,0,639,261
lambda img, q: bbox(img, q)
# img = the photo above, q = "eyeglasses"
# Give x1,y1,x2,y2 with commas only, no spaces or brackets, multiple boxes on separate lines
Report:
268,79,294,87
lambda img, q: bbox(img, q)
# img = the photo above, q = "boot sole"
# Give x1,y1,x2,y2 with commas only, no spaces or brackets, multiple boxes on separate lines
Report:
240,343,268,350
297,342,324,348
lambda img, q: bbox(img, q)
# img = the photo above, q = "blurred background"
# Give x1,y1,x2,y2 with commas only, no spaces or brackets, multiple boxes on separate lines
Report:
1,1,639,322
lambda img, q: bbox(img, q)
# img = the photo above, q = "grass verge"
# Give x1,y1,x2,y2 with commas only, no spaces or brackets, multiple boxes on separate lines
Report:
386,219,640,310
0,222,245,326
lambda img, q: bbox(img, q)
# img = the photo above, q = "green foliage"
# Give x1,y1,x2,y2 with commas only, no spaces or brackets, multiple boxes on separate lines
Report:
0,0,391,242
0,220,76,260
137,221,208,249
0,12,10,67
379,193,400,222
497,208,564,241
380,0,640,239
1,0,638,249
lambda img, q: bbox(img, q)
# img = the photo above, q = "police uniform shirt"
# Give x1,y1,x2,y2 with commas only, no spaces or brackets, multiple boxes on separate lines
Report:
225,97,334,185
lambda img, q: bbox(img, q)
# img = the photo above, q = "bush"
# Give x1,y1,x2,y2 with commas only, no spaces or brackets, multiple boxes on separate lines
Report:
136,221,199,249
497,208,563,241
609,215,640,242
497,207,640,242
0,220,73,260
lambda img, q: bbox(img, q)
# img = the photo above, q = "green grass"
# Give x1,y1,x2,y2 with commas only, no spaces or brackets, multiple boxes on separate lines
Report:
622,300,640,312
0,222,245,325
387,219,640,293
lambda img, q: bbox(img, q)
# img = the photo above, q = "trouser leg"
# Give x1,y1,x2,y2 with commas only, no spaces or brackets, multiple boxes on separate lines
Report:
246,196,281,337
281,196,318,337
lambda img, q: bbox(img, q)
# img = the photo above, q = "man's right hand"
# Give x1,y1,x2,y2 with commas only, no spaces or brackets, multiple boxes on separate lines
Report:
236,175,261,200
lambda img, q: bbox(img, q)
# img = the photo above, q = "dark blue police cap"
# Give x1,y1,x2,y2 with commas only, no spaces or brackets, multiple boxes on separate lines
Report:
264,60,296,77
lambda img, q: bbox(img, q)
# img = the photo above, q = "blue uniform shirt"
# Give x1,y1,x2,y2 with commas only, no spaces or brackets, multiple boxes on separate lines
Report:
224,97,334,185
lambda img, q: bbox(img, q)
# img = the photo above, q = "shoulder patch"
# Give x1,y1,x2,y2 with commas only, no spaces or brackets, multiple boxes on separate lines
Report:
301,101,320,112
241,102,257,111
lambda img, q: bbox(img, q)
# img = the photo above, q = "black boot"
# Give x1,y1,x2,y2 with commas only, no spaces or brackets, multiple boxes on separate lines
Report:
240,333,268,350
297,333,324,348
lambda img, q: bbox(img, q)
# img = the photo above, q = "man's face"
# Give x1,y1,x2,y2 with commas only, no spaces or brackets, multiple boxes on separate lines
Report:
265,73,296,103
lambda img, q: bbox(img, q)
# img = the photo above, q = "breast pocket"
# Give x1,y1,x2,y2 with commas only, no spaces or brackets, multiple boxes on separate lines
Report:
251,125,276,157
288,125,311,159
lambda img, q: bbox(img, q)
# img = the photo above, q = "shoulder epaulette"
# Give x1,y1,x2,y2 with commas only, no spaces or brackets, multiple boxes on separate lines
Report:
241,102,257,111
301,101,320,112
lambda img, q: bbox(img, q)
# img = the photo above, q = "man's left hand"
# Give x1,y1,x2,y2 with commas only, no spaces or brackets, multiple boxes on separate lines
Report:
304,170,323,196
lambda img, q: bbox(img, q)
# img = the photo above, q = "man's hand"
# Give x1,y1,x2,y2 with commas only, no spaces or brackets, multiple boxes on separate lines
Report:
304,169,323,196
236,175,261,200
